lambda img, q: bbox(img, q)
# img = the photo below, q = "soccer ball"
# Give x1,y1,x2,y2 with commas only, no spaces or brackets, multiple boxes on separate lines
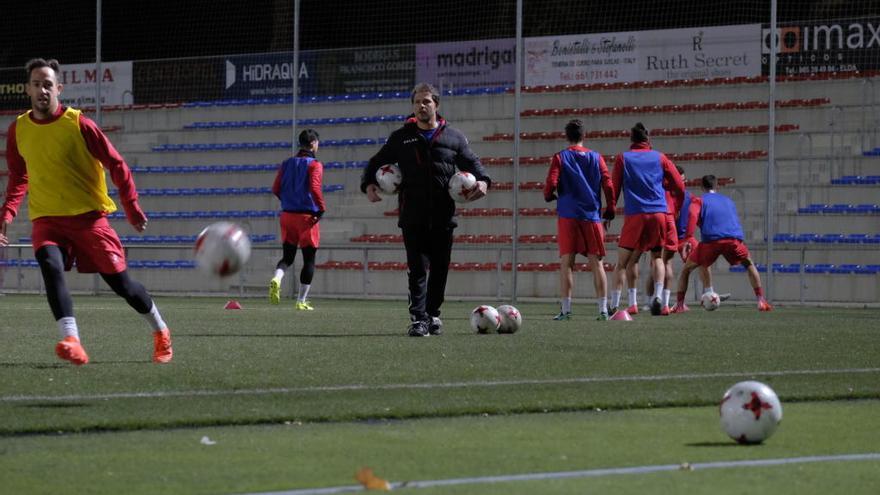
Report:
193,222,252,277
470,305,501,334
719,381,783,444
448,171,477,203
496,304,522,334
375,164,402,195
701,291,721,311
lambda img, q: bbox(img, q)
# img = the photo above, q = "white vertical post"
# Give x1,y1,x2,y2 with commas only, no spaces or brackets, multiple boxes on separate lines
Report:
766,0,778,299
95,0,103,127
291,0,301,153
511,0,523,302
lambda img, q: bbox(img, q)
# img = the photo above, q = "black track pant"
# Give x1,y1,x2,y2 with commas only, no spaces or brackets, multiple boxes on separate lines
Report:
36,245,152,320
401,225,454,321
275,243,317,285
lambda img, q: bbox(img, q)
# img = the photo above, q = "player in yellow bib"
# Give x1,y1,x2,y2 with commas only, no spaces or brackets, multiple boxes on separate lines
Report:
0,58,173,365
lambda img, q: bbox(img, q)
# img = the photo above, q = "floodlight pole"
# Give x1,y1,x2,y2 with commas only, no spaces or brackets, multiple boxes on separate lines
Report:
766,0,778,300
511,0,523,303
291,0,301,152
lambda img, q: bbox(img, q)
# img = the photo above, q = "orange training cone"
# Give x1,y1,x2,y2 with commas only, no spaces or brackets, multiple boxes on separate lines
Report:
224,300,242,310
610,309,633,321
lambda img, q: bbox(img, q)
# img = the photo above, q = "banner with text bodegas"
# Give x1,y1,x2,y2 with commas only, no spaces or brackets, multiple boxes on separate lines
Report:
761,17,880,76
525,24,761,86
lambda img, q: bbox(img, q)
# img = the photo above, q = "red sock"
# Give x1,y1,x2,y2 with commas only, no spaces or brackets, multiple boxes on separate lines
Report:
677,291,686,303
754,287,764,298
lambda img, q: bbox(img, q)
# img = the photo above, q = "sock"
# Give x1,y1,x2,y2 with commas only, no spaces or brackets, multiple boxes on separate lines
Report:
273,268,285,281
653,283,664,300
57,317,79,340
611,289,621,309
598,297,608,314
298,284,311,302
662,289,671,307
142,302,168,332
561,297,572,314
677,291,686,304
628,288,637,307
754,287,764,299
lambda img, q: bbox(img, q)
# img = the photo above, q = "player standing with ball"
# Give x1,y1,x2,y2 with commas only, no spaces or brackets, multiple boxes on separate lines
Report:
361,83,491,337
0,58,172,365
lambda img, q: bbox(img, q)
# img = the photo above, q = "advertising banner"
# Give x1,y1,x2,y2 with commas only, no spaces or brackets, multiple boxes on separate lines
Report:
56,61,133,107
0,67,28,111
762,17,880,75
416,38,516,89
133,57,225,104
525,24,760,86
223,52,318,99
312,45,415,95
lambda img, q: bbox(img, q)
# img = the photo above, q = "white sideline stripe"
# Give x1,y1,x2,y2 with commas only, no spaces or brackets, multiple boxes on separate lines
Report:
2,367,879,403
238,453,880,495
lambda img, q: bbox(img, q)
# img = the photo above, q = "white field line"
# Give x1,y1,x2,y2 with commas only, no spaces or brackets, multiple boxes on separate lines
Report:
238,453,880,495
2,367,879,403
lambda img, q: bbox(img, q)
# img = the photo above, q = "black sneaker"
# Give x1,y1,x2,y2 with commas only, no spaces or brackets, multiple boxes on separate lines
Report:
407,320,430,337
650,296,662,316
428,316,443,335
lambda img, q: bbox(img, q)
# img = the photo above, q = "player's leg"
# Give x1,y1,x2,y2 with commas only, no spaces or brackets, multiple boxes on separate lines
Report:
555,253,575,320
662,249,676,313
270,242,297,304
624,251,640,313
424,226,454,335
101,270,173,363
589,254,609,320
296,246,317,310
35,245,88,365
673,260,698,313
742,258,772,311
649,249,666,315
401,226,429,336
611,246,634,313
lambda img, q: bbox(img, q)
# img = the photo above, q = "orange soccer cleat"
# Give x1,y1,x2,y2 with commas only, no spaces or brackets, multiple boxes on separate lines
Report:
625,304,639,315
757,299,773,312
659,305,671,316
153,328,173,363
671,302,690,314
55,336,89,365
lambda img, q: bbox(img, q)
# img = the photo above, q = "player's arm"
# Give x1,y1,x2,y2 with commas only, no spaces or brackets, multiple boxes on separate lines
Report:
662,154,685,215
543,153,560,202
79,114,147,231
605,153,624,221
454,133,490,200
309,160,326,222
361,135,399,202
1,122,29,240
598,154,614,211
680,197,702,260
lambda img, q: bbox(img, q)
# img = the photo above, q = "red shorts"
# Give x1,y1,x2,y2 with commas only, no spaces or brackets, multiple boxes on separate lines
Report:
617,212,666,252
693,238,751,267
31,213,127,274
280,212,320,248
678,237,698,262
557,217,605,257
662,213,678,252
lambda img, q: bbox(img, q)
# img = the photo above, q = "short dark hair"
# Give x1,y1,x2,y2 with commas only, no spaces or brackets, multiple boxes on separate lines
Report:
702,174,717,190
410,82,440,106
564,119,585,143
299,129,319,148
25,58,60,81
631,122,649,143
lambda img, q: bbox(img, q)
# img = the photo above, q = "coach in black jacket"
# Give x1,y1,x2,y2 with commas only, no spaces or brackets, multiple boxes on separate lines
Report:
361,82,491,337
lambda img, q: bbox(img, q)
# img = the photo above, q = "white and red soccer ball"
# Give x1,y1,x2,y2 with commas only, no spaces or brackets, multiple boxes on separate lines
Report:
448,171,477,203
701,291,721,311
194,222,252,277
496,304,522,334
375,164,402,195
470,305,501,334
719,381,783,444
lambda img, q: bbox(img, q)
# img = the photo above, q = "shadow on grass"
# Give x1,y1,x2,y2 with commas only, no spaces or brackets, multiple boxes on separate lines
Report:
17,402,91,409
0,362,67,369
686,441,751,447
183,333,403,338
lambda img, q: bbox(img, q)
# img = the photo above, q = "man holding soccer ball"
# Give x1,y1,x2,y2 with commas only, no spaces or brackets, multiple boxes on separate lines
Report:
361,83,491,337
0,58,172,365
674,175,773,312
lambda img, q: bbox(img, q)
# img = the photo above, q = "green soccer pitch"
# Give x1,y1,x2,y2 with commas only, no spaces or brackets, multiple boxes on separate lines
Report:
1,294,878,494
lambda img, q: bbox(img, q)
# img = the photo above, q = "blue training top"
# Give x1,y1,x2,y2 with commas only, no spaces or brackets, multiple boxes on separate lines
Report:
621,150,667,215
556,148,605,222
699,191,744,241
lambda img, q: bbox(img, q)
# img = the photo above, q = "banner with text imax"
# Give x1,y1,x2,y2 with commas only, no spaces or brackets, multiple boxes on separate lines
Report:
223,52,318,99
525,24,761,86
762,17,880,76
416,38,516,89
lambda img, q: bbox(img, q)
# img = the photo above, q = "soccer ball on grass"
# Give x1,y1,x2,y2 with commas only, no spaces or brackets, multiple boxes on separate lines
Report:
701,291,721,311
496,304,522,334
194,222,252,277
719,381,783,444
470,305,501,334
